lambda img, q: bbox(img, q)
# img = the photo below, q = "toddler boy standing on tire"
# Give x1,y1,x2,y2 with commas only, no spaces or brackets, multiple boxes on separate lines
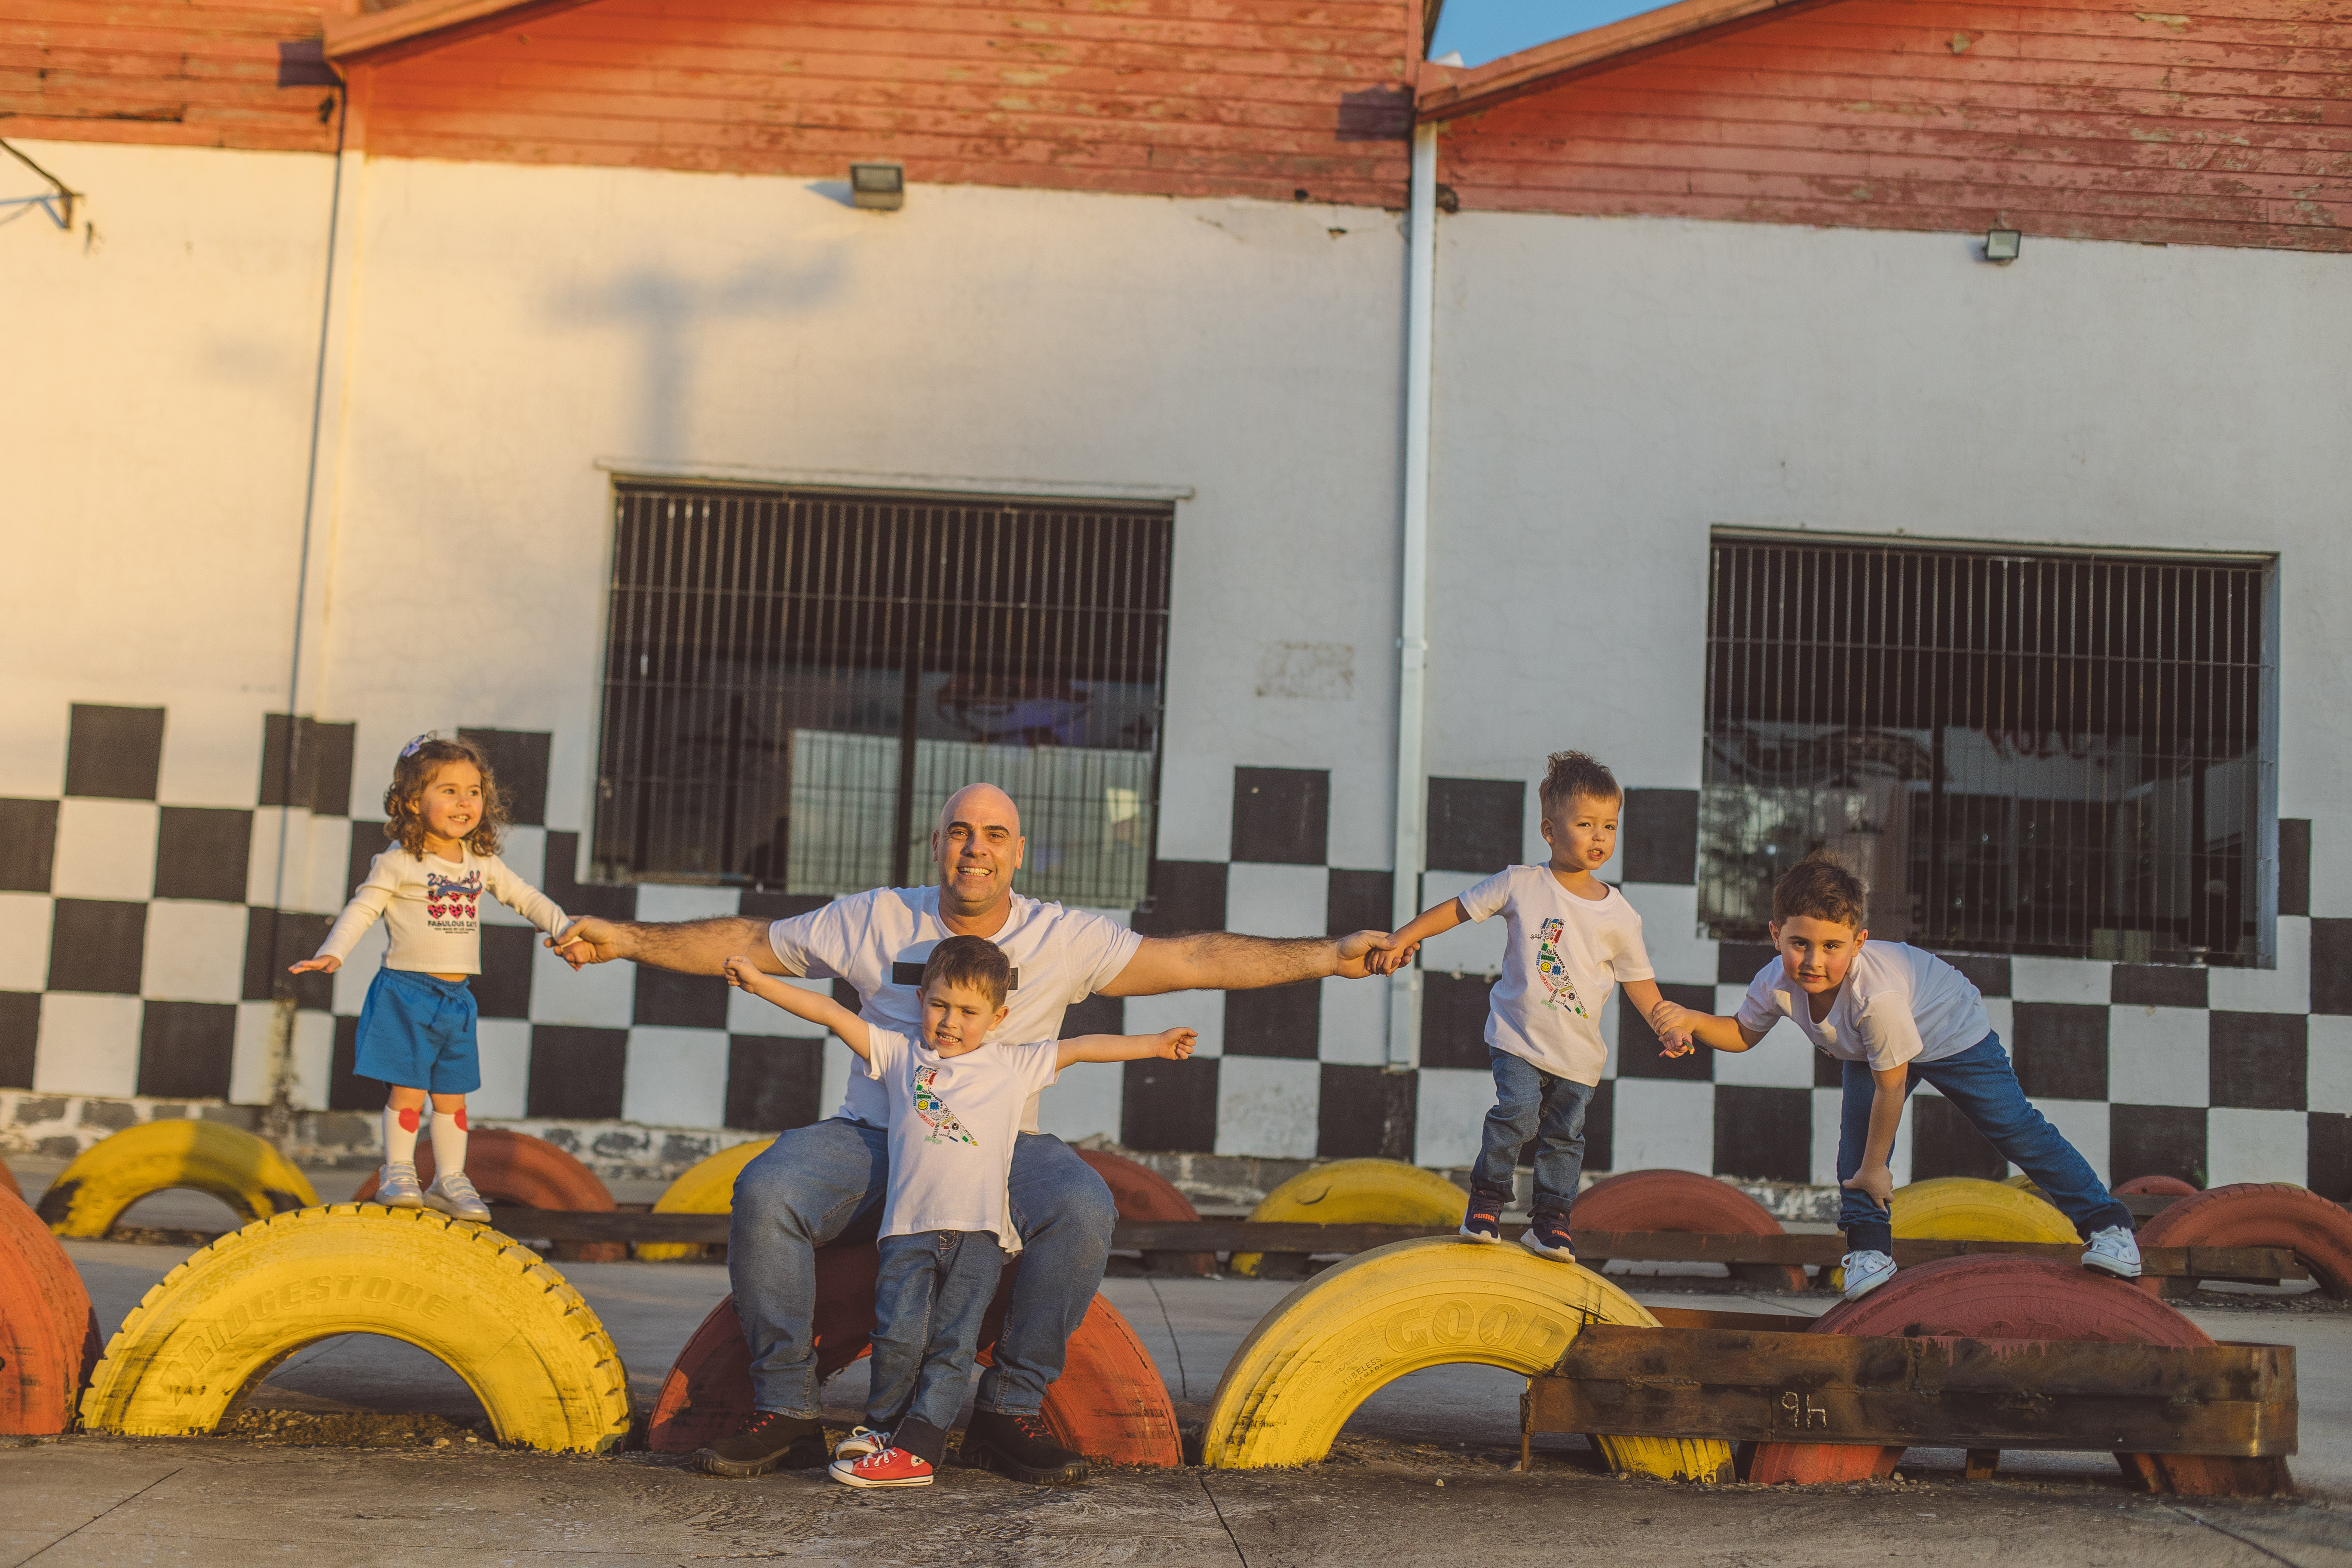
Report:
1657,852,2141,1299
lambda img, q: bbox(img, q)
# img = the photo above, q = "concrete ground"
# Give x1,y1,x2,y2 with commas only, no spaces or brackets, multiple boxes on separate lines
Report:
6,1167,2350,1565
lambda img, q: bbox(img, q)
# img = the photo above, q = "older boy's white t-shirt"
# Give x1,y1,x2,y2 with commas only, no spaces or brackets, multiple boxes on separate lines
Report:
1734,942,1991,1072
766,886,1140,1132
1456,866,1655,1086
863,1028,1062,1251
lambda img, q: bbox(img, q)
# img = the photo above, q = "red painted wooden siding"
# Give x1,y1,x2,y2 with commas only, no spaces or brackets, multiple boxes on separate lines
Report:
0,1,341,152
1438,0,2351,251
355,0,1417,205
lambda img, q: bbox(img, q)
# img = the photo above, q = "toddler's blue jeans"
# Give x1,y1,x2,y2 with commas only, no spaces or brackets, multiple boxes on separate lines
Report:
1471,1046,1596,1219
867,1229,1008,1439
1837,1032,2132,1253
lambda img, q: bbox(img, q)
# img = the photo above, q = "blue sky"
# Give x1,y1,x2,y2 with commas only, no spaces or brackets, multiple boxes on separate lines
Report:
1427,0,1666,66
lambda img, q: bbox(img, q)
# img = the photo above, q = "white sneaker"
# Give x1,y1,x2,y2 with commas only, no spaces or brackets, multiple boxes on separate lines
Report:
423,1171,492,1223
2082,1224,2142,1279
834,1426,891,1461
375,1162,425,1209
1841,1250,1898,1301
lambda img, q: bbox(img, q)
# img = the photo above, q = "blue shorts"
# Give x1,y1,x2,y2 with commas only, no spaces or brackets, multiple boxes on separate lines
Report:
354,968,481,1095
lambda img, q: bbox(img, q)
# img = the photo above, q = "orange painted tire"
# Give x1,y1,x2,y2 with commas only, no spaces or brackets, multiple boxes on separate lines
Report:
1,1188,101,1434
1078,1149,1214,1277
2116,1175,2199,1197
2134,1182,2352,1298
1575,1169,1806,1292
0,1155,18,1200
1749,1255,2210,1485
353,1128,624,1263
646,1242,1181,1467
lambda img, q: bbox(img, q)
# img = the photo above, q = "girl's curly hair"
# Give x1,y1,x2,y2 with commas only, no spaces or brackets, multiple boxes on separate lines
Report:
382,734,508,859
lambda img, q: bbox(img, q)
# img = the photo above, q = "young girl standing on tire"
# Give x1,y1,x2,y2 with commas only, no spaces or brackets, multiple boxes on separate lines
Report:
290,735,570,1222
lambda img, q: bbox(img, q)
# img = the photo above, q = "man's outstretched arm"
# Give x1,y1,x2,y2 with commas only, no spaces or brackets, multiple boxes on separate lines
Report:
548,915,787,975
1097,929,1387,997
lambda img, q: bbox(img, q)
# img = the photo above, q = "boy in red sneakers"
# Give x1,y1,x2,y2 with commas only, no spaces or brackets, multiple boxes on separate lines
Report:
724,934,1193,1487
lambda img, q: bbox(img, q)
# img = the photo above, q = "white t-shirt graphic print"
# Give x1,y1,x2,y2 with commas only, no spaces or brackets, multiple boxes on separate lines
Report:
1456,866,1656,1086
863,1028,1062,1251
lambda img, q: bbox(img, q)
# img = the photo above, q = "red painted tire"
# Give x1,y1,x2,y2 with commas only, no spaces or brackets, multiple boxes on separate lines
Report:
1078,1149,1214,1277
646,1242,1181,1467
2134,1182,2352,1298
1,1187,101,1434
352,1128,625,1263
1749,1255,2209,1485
1575,1169,1806,1292
2116,1175,2199,1197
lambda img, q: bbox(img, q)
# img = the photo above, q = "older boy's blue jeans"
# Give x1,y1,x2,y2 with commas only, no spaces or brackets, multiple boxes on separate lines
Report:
1472,1047,1596,1218
728,1119,1116,1418
1837,1032,2132,1254
868,1229,1008,1437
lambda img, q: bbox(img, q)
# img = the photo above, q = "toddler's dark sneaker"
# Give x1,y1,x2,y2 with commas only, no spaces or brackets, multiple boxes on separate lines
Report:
830,1444,934,1488
1458,1200,1504,1243
1518,1215,1577,1263
692,1409,827,1477
961,1409,1089,1485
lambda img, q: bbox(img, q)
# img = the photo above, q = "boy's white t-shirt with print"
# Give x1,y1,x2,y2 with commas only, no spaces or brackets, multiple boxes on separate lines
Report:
862,1028,1062,1252
766,886,1141,1133
1456,866,1657,1086
1734,941,1991,1072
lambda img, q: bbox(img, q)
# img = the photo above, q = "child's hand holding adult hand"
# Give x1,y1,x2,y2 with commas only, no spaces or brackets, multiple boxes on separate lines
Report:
287,956,340,975
1841,1163,1895,1207
1158,1027,1197,1060
722,955,762,992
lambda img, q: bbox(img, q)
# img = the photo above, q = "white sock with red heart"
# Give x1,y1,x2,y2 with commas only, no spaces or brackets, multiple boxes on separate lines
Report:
429,1106,468,1181
383,1103,421,1166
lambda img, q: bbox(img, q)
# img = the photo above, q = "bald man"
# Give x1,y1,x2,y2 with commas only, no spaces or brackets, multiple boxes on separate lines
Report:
551,784,1390,1485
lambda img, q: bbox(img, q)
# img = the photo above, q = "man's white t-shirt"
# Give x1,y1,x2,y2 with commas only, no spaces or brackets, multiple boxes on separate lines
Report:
766,886,1142,1131
1734,942,1991,1072
1456,866,1656,1086
862,1028,1062,1252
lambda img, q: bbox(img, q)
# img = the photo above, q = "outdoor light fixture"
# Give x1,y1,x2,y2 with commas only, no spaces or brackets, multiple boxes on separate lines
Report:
1983,227,2022,264
849,162,905,211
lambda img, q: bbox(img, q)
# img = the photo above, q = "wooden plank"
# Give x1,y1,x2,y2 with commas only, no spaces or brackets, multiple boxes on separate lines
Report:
1526,1326,2300,1455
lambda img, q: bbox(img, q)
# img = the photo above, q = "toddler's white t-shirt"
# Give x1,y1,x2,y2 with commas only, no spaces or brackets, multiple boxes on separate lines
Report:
863,1028,1062,1252
1734,941,1991,1072
1455,866,1656,1086
315,845,569,974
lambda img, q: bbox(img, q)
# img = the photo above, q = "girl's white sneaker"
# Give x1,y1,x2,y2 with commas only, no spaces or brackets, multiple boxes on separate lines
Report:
2081,1225,2143,1278
423,1171,491,1223
375,1162,426,1209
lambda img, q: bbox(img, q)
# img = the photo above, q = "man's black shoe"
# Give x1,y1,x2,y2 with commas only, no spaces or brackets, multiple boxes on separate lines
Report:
960,1409,1089,1485
693,1409,828,1477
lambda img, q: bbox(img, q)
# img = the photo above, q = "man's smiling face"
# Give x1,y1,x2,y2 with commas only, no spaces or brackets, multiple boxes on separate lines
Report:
931,784,1025,918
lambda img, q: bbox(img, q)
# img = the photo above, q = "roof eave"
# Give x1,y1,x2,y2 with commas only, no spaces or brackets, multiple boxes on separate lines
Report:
1415,0,1832,122
325,0,582,61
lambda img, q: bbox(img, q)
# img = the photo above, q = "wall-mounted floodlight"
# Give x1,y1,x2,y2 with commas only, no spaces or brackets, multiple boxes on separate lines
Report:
1983,228,2022,264
850,163,905,211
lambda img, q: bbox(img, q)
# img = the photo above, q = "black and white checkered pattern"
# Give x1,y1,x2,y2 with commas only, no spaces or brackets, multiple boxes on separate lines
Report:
6,703,2348,1199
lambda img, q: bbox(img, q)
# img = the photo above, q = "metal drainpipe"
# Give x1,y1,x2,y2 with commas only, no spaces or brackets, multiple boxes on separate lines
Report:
1386,121,1439,1076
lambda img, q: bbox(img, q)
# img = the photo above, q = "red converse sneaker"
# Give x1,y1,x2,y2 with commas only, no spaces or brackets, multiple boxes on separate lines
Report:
829,1443,935,1488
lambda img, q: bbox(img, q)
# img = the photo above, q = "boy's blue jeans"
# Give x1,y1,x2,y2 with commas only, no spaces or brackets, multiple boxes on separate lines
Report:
868,1230,1008,1438
1471,1046,1596,1219
728,1119,1116,1418
1837,1032,2133,1254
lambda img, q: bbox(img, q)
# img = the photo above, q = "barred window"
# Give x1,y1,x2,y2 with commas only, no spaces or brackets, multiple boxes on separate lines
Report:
1700,533,2278,967
594,483,1172,909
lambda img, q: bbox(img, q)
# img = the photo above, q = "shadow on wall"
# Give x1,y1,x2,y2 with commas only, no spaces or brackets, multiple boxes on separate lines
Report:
552,247,848,463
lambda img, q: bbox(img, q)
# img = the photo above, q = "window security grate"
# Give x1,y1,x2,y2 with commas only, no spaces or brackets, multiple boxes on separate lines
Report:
1700,533,2276,968
594,483,1173,910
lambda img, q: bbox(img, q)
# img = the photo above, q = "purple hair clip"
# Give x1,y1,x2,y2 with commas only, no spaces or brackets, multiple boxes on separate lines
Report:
400,733,432,759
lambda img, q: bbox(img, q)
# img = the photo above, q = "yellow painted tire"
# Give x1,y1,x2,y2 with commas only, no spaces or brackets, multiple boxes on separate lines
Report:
80,1205,631,1452
1202,1236,1733,1480
637,1137,774,1262
37,1121,318,1238
1893,1176,2076,1242
1231,1159,1467,1277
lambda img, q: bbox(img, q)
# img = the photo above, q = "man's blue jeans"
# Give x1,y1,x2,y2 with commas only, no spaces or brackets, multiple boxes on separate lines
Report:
868,1230,1007,1437
1471,1047,1596,1219
1837,1033,2133,1254
728,1119,1117,1418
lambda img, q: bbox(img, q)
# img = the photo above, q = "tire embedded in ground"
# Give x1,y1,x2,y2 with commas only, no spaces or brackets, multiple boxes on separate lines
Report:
1230,1158,1468,1277
1,1186,101,1434
37,1121,318,1239
644,1241,1180,1466
2115,1175,2199,1197
79,1204,632,1452
1078,1148,1215,1277
635,1138,774,1262
1574,1168,1806,1291
2134,1181,2352,1298
354,1127,623,1262
1199,1235,1734,1479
